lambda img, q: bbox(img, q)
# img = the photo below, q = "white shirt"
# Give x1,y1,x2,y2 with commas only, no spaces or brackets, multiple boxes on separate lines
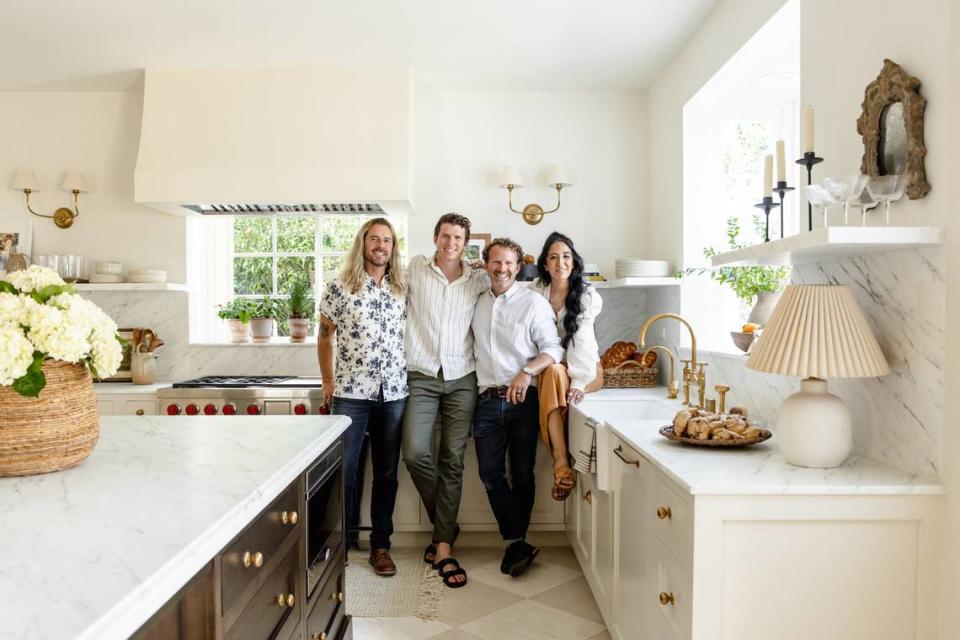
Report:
405,254,490,380
535,281,603,391
472,282,565,391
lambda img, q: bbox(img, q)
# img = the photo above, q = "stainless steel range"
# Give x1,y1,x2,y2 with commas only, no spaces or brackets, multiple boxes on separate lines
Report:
158,376,328,416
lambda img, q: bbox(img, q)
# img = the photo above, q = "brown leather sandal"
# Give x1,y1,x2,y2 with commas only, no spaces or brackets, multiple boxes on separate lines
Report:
552,467,576,501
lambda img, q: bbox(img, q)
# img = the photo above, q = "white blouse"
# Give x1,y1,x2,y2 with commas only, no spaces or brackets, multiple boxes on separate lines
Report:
535,280,603,391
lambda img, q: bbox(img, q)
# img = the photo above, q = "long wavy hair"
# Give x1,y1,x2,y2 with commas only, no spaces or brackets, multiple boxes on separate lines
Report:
339,217,407,297
536,231,587,349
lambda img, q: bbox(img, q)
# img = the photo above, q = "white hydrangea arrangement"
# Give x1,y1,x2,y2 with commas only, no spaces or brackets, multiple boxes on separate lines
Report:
0,266,123,397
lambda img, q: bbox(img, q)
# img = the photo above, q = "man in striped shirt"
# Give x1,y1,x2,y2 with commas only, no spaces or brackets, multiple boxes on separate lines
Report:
403,213,489,588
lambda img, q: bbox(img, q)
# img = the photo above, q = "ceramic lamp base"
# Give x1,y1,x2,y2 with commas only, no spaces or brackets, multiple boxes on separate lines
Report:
777,378,851,468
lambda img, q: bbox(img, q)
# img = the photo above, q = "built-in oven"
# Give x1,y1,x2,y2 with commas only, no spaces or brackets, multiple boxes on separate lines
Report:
305,439,344,598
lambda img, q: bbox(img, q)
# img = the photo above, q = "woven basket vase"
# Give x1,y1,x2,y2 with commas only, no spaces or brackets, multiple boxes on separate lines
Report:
0,360,99,477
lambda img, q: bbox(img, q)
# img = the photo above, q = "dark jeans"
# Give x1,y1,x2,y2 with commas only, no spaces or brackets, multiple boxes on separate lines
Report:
473,388,540,542
332,390,406,550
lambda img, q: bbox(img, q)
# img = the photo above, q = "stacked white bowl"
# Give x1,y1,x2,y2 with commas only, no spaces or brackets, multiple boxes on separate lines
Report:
127,268,168,283
615,259,671,278
89,261,124,283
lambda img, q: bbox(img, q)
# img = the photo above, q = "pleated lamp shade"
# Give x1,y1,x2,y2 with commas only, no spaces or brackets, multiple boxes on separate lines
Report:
746,285,889,379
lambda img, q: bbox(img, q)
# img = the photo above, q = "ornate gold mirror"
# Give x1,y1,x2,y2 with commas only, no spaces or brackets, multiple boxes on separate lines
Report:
856,59,930,199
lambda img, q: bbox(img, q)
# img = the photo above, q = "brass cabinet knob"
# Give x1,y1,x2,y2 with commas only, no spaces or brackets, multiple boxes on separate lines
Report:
275,593,295,608
329,590,345,603
281,510,299,525
311,633,327,640
242,551,264,568
659,592,675,606
656,506,672,520
583,490,593,505
135,409,145,416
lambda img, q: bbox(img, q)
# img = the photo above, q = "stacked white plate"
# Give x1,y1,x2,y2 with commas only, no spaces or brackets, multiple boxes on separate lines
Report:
615,259,671,278
89,273,124,283
127,268,167,283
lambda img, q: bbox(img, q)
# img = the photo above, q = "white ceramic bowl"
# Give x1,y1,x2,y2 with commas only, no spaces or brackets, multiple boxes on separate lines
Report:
127,269,167,283
88,273,125,284
95,261,122,275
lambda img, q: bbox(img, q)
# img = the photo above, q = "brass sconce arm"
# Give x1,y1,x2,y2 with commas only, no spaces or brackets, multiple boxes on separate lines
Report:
23,189,81,229
506,184,565,225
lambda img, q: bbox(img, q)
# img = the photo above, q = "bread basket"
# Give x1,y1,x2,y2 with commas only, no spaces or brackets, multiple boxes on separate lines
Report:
603,360,658,388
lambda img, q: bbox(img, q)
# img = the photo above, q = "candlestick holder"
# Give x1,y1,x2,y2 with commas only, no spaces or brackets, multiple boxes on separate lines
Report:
754,196,781,242
795,151,824,232
772,181,795,239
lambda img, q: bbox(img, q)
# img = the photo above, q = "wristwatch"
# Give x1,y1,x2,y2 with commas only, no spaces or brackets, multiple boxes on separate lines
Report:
522,366,535,377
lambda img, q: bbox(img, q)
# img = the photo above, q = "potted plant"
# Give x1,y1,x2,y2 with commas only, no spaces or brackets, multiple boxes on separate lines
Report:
681,217,790,326
0,266,123,476
217,298,253,344
249,296,282,343
284,280,314,343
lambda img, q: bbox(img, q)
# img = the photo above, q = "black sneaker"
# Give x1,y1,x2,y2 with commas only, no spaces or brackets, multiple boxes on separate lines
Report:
500,540,539,577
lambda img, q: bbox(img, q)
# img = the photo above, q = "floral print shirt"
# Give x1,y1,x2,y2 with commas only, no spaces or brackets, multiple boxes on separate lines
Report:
319,274,408,401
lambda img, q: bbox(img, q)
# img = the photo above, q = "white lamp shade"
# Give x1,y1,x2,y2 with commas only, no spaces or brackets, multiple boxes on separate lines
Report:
11,169,38,191
546,164,572,187
499,165,523,189
61,170,88,193
746,285,889,379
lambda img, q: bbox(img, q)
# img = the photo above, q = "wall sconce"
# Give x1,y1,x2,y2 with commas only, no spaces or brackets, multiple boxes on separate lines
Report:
10,169,88,229
499,165,572,225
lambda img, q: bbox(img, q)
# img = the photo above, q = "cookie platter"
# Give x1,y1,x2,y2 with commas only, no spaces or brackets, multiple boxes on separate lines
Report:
660,406,772,448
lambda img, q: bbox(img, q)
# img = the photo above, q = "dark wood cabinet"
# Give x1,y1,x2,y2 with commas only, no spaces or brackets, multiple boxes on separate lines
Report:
131,561,219,640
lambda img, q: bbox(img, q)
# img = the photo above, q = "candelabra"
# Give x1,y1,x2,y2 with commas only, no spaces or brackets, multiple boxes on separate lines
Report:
772,181,795,239
795,152,824,232
754,196,781,243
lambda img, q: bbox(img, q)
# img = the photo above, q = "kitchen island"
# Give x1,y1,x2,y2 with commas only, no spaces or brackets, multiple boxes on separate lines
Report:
0,414,350,640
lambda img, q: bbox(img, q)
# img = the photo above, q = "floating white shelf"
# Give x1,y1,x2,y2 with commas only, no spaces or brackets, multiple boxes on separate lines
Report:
593,277,678,288
74,282,188,292
709,226,944,267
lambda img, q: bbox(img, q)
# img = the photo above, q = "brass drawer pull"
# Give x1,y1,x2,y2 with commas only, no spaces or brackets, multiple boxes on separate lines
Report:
656,506,672,520
659,591,675,606
135,409,145,416
613,445,639,467
275,592,295,608
281,510,299,525
583,490,592,505
311,633,327,640
242,551,264,568
329,590,344,603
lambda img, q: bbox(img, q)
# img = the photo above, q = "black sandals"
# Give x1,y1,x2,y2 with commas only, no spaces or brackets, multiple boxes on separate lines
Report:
434,557,468,588
422,524,461,565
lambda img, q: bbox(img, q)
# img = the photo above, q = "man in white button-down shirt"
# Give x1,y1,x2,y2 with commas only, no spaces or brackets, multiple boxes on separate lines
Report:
472,238,564,578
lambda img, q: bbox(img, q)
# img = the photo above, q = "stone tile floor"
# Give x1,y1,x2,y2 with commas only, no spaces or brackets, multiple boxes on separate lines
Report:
352,546,610,640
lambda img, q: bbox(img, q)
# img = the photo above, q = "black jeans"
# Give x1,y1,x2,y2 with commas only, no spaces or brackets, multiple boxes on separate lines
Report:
473,388,539,542
332,390,406,550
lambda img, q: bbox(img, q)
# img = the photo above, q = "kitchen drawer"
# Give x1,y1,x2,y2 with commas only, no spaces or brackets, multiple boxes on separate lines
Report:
224,540,300,640
306,561,345,640
650,535,692,639
651,471,693,566
123,399,157,416
221,480,301,612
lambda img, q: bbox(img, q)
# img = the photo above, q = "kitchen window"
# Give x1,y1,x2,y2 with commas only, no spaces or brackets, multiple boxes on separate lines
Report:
188,214,407,343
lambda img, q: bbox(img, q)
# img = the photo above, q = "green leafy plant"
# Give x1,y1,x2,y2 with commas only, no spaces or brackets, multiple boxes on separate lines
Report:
285,280,315,319
216,298,253,323
678,217,789,304
250,296,284,320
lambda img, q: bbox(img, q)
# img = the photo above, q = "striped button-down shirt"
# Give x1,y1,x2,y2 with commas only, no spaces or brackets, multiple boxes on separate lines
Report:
405,254,490,380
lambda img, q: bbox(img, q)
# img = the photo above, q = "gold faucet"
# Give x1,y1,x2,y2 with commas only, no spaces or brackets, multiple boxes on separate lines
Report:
638,345,679,399
638,313,705,408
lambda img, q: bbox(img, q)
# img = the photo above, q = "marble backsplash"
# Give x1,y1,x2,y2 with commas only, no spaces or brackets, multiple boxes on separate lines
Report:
672,248,944,478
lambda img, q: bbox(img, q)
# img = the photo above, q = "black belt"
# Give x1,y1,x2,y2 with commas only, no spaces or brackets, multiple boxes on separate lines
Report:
480,386,510,400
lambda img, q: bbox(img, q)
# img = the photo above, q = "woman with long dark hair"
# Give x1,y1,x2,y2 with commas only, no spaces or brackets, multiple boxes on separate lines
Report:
534,232,604,500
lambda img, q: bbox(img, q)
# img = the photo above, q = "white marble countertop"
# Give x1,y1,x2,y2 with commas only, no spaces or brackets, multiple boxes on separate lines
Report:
577,388,944,496
0,415,350,640
92,382,172,394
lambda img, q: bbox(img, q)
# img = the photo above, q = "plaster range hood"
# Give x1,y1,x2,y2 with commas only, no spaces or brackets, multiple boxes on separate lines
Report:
134,67,413,217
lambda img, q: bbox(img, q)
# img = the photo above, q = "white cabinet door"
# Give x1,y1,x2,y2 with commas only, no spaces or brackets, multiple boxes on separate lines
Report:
591,481,615,617
611,438,650,640
97,399,117,415
122,399,157,416
574,471,594,567
357,451,422,529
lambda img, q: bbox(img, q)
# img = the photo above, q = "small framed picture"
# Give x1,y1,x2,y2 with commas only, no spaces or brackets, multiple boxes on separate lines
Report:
97,328,135,382
465,233,492,262
0,216,33,273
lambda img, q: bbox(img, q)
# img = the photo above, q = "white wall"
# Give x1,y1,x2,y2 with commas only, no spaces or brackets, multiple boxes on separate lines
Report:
409,86,647,273
0,92,186,282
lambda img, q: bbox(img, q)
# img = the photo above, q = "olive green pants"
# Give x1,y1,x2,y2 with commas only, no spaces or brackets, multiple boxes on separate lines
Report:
401,369,477,543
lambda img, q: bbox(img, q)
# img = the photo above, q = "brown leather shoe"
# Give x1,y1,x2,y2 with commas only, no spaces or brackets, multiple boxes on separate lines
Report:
369,548,397,577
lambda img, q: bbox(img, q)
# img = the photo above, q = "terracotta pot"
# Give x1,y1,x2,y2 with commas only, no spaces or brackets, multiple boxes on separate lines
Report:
748,290,783,326
288,317,312,343
0,361,99,477
249,317,275,343
227,319,251,344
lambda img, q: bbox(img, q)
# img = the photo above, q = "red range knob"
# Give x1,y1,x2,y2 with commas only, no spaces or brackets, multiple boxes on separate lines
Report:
318,404,330,415
294,403,308,415
185,404,200,416
166,404,181,416
203,403,218,415
222,403,237,416
246,404,261,415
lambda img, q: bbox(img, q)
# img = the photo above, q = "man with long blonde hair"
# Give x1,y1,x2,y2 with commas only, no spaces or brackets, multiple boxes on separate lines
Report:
318,217,407,577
